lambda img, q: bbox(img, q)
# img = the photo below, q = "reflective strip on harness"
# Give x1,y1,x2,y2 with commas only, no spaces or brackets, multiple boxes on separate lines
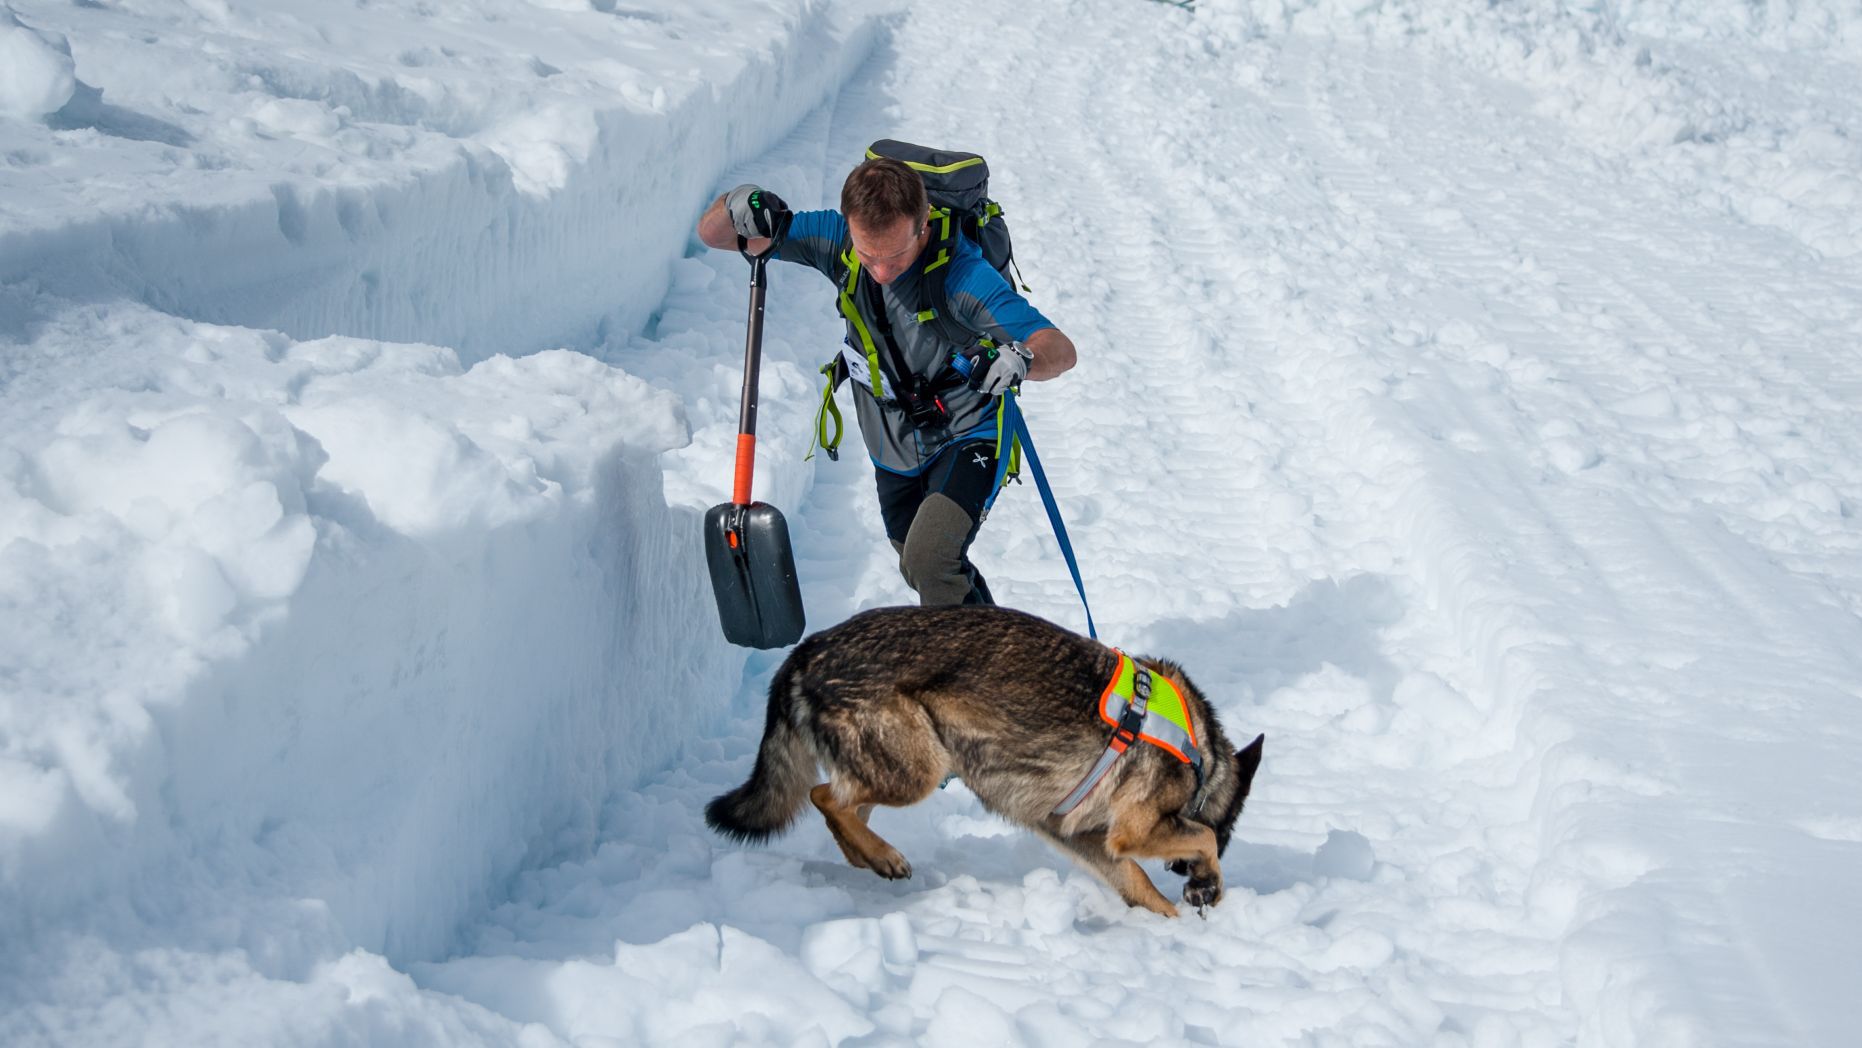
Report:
1052,652,1204,816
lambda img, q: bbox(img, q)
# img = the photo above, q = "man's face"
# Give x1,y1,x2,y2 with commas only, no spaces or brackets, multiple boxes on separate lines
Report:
848,214,927,286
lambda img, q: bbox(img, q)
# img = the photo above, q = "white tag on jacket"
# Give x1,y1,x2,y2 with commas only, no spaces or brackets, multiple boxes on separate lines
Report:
840,347,897,400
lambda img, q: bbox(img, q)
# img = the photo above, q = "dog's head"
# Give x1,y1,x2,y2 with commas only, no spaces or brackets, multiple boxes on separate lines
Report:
1208,732,1264,854
1150,661,1265,864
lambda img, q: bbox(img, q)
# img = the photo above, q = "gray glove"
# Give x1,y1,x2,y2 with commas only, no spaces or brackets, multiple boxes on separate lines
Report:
972,341,1033,397
724,184,791,240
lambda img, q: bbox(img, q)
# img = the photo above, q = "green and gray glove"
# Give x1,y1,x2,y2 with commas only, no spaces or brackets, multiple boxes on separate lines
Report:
724,184,791,241
969,341,1034,397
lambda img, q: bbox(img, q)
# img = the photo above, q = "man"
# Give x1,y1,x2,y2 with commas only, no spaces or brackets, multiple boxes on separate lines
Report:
695,158,1076,607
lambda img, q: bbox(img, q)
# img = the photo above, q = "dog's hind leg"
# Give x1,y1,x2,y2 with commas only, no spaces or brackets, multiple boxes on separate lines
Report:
806,698,947,881
811,783,914,879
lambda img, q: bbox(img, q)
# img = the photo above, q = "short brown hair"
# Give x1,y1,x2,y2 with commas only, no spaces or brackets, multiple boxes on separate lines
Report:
841,158,928,228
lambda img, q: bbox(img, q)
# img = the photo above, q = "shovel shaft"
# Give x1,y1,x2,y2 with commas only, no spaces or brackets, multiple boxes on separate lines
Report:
731,254,770,505
732,434,756,505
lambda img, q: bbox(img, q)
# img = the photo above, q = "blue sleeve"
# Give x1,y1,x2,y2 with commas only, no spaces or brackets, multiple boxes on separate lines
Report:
774,209,848,282
945,239,1055,344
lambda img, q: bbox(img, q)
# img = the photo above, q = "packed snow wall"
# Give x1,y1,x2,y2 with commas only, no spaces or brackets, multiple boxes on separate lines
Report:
0,0,877,968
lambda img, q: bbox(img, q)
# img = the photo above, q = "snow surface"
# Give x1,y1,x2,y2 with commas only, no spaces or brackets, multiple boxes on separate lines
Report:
0,6,75,120
3,0,1861,1044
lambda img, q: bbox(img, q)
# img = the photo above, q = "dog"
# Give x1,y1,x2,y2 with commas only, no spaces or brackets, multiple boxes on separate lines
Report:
705,605,1264,916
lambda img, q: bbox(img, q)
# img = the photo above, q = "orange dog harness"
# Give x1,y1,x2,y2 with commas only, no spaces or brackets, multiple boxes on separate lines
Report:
1053,652,1205,816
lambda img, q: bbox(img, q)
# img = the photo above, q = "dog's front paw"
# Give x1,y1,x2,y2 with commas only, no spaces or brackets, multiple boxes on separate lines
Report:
867,844,913,881
1183,875,1223,913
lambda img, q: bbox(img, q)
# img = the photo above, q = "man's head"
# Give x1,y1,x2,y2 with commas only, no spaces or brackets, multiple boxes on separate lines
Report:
842,158,928,285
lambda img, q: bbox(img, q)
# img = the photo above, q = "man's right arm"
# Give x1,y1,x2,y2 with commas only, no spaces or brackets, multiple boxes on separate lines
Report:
696,185,786,255
700,192,850,284
697,192,766,255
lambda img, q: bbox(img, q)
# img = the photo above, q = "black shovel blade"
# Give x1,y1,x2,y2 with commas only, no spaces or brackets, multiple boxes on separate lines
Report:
704,501,805,649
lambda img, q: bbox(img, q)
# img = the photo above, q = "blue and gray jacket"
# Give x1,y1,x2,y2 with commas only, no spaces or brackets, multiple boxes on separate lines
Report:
776,208,1056,476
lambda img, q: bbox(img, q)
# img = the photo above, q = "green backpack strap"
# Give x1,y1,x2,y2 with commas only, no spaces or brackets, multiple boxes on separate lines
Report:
835,248,886,398
993,395,1022,486
915,208,986,350
977,201,1030,292
808,357,847,462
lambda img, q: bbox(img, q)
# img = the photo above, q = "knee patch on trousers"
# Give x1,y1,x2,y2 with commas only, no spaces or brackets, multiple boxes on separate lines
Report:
900,493,979,608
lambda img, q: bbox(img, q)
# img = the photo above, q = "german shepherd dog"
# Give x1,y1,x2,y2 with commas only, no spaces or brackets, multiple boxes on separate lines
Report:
706,606,1264,917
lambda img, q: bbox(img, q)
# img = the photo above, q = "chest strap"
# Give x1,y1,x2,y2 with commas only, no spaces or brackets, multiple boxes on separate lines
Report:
1053,653,1205,816
832,208,970,401
835,249,886,398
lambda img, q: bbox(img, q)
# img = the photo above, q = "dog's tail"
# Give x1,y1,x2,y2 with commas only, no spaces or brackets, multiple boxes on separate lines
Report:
705,660,816,843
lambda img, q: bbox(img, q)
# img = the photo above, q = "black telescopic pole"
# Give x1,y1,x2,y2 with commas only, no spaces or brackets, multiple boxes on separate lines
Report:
730,242,770,506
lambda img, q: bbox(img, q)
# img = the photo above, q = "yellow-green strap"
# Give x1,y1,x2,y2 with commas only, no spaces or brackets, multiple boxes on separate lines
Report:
807,361,844,461
866,149,985,175
992,396,1022,485
836,248,885,397
922,207,955,275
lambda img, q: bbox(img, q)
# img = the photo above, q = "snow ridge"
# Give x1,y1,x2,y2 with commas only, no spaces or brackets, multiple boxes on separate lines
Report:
0,0,871,363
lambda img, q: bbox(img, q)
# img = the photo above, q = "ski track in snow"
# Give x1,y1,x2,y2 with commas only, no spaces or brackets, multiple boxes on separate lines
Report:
5,0,1862,1044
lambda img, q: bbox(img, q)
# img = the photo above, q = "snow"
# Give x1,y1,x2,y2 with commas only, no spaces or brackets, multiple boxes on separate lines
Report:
0,6,75,120
4,0,1861,1044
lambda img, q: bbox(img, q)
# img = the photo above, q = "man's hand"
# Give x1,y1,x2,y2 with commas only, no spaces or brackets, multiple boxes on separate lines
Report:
725,184,791,241
970,341,1034,397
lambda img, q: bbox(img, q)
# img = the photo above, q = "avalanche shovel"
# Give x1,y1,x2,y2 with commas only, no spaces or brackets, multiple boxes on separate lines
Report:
704,240,805,648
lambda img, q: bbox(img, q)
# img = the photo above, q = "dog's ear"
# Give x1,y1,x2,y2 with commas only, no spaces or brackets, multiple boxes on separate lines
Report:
1234,734,1264,796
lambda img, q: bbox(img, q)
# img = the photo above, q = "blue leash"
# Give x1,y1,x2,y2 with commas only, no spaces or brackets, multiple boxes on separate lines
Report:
988,391,1097,639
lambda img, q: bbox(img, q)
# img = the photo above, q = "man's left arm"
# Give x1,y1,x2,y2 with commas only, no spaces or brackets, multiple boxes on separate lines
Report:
947,259,1077,384
1022,326,1076,382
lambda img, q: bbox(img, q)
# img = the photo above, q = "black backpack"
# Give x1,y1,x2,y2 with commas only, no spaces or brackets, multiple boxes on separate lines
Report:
863,139,1026,349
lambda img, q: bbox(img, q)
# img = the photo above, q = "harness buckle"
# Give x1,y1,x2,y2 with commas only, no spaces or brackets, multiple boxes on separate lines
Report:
1115,701,1147,741
1112,683,1148,750
1109,711,1139,752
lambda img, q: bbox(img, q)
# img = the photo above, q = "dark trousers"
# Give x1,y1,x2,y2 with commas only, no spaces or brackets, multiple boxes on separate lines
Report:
876,438,998,607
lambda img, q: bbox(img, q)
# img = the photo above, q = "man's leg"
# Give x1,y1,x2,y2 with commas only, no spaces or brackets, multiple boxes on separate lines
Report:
898,440,998,607
875,466,927,596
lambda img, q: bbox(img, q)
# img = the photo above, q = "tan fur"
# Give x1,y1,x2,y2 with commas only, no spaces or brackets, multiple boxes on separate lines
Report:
705,605,1265,916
